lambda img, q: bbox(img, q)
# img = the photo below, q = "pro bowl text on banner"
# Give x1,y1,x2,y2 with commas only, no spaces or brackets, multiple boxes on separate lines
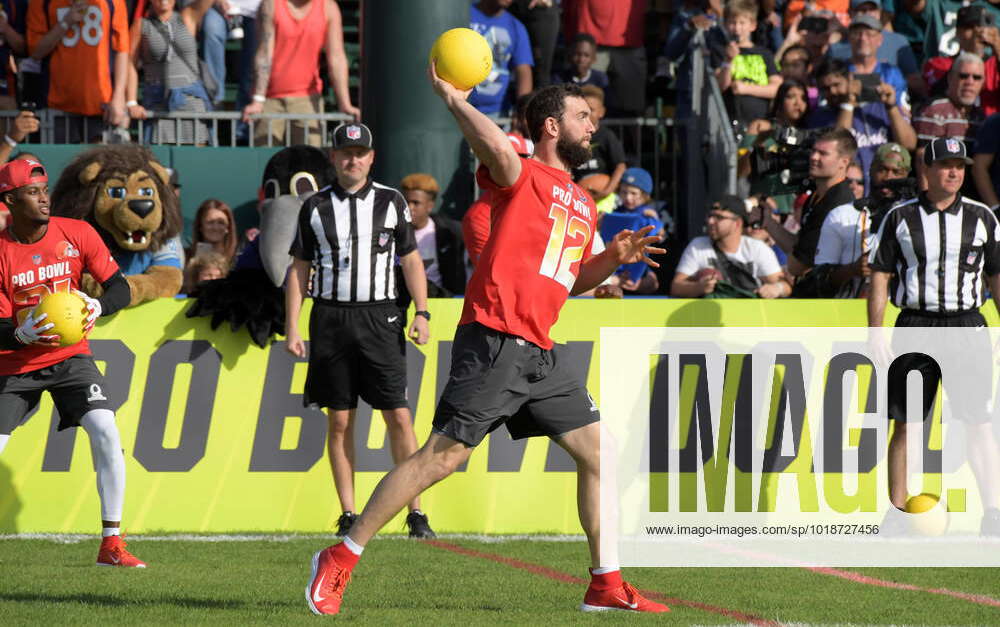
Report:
1,298,996,541
601,326,1000,568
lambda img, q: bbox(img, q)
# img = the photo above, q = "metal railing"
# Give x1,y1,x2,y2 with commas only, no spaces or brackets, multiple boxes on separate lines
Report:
0,109,355,147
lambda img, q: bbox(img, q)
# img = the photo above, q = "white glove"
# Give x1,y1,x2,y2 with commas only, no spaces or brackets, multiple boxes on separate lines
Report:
14,309,57,345
74,289,101,333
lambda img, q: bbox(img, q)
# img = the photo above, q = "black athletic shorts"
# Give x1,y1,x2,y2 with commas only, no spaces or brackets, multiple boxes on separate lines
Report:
0,354,114,434
304,300,408,411
888,308,989,423
432,322,601,447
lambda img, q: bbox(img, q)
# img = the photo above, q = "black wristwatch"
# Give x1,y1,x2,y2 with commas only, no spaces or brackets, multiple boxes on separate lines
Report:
415,310,431,321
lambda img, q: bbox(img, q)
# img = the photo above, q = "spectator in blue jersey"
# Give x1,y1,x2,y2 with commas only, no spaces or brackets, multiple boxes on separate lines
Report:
807,56,916,191
828,0,924,99
469,0,534,117
551,32,609,95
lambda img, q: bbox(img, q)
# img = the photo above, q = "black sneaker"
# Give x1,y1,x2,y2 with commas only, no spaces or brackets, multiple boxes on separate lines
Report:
336,511,357,537
406,511,436,539
981,507,1000,537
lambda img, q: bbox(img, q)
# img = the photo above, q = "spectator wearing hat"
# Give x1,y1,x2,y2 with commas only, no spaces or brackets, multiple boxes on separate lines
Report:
922,4,1000,116
867,136,1000,536
814,142,912,297
285,121,436,540
914,52,986,195
829,0,924,98
671,194,789,298
598,167,663,293
572,85,626,202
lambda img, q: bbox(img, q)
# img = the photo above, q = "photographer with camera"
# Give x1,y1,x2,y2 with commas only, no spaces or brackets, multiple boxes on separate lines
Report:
756,126,858,281
808,55,915,191
740,79,811,213
813,142,913,297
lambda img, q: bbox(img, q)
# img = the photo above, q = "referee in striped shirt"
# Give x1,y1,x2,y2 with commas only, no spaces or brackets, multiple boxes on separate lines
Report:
285,122,436,539
868,137,1000,535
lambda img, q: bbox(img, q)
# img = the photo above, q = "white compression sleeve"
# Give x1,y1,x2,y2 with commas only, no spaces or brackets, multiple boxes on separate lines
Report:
80,409,125,522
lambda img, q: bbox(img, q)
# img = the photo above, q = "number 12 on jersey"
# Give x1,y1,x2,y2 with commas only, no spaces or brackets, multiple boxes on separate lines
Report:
539,202,592,291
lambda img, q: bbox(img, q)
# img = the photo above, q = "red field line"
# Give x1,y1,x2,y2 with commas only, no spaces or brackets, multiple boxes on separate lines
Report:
704,542,1000,609
425,539,782,626
806,566,1000,609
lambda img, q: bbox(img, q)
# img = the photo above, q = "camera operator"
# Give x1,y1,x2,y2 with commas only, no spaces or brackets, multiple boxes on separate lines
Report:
757,126,858,280
813,142,913,297
740,79,811,213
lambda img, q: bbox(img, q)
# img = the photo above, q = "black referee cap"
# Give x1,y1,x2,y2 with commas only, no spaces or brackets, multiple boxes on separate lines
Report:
923,137,973,166
331,123,373,150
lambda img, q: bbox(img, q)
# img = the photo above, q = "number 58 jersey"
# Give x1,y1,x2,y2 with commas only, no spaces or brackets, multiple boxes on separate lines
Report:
0,217,120,375
461,158,600,350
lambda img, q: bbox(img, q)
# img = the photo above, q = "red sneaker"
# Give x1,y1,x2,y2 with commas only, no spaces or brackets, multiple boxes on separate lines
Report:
96,535,146,568
581,579,670,613
305,544,357,615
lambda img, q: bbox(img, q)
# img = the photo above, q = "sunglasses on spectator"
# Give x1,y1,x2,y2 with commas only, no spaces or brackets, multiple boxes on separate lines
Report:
959,72,984,80
707,211,738,221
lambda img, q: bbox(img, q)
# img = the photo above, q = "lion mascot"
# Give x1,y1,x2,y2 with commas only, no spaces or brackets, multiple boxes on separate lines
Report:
51,145,184,306
186,145,334,346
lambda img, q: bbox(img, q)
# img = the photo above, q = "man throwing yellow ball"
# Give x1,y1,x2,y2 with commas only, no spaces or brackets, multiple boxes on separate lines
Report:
0,158,145,568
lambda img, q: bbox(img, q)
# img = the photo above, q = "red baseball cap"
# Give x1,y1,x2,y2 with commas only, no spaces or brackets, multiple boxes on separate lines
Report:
0,158,47,193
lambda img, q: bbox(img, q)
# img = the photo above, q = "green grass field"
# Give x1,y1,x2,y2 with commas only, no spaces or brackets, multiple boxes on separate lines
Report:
0,534,998,625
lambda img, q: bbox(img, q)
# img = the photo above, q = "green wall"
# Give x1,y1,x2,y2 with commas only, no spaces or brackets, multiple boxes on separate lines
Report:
25,144,283,243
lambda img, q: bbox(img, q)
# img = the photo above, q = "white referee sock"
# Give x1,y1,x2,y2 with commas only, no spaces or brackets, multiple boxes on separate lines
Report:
80,409,125,522
343,535,365,556
0,434,9,455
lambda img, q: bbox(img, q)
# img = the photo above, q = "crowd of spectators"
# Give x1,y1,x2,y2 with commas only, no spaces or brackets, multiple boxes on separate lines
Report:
3,0,1000,300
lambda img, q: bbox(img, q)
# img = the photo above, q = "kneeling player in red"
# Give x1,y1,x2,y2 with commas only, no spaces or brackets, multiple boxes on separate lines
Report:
303,70,667,615
0,159,144,568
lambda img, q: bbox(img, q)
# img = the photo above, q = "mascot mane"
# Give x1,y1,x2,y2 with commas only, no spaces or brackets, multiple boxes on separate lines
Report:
51,145,182,251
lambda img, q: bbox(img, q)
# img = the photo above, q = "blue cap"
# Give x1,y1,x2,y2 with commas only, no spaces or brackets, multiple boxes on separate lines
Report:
621,167,652,195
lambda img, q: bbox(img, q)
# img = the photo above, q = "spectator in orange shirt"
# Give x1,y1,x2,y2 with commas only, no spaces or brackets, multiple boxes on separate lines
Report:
27,0,130,142
240,0,358,147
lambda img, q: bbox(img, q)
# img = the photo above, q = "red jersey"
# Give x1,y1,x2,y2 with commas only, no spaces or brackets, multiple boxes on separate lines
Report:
0,217,119,375
562,0,647,48
462,191,493,268
267,0,325,98
461,158,599,349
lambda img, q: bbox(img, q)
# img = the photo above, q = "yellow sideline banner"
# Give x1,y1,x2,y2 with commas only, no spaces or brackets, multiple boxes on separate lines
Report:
0,298,983,534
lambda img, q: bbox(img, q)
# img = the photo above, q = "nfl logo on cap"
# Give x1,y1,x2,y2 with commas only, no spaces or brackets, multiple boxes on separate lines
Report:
347,126,361,140
946,138,960,153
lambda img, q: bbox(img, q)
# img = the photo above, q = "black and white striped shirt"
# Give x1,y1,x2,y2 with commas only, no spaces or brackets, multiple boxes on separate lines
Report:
290,179,417,303
869,194,1000,312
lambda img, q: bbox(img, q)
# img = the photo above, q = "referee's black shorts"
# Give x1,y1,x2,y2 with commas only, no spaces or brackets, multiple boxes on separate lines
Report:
888,308,989,424
304,300,408,411
432,322,600,447
0,354,115,434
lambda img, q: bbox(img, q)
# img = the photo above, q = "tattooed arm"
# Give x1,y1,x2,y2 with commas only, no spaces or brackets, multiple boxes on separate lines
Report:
241,0,275,122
